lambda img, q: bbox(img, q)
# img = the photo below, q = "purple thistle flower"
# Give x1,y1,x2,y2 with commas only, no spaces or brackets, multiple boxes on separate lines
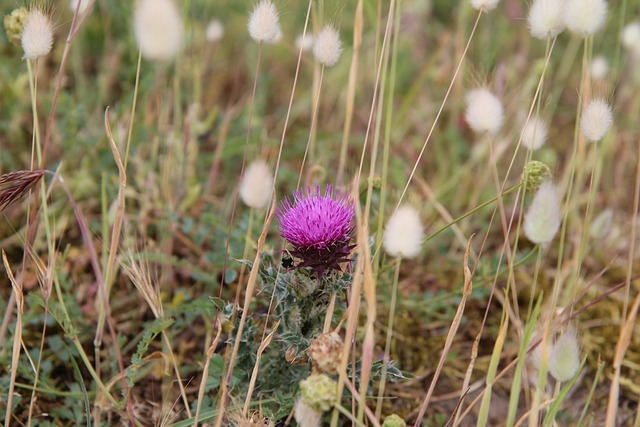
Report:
277,185,355,278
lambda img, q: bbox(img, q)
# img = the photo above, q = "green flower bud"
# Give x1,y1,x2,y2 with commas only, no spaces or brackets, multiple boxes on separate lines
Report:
4,7,28,48
300,374,337,412
522,160,552,192
382,414,407,427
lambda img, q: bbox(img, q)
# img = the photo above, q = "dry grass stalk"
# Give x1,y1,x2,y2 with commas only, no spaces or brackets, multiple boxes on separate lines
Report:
0,169,47,212
414,237,475,426
3,250,24,427
243,319,281,415
193,320,223,426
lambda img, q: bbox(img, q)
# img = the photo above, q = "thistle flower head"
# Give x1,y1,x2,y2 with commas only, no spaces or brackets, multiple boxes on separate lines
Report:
563,0,607,37
248,0,280,43
465,88,504,135
206,19,224,42
580,99,613,143
313,25,342,67
622,22,640,57
383,205,424,259
524,180,561,244
277,185,354,277
528,0,566,40
239,160,274,210
4,7,28,48
21,9,54,60
590,56,609,79
548,328,581,382
299,374,337,412
133,0,183,62
521,116,549,151
470,0,500,12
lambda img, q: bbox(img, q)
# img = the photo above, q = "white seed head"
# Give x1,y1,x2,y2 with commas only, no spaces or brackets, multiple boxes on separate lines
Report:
521,116,549,151
248,0,280,43
563,0,607,37
548,329,581,382
133,0,183,62
295,33,315,52
206,19,224,42
622,22,640,56
580,99,613,143
465,88,504,135
383,205,424,259
313,26,342,67
294,399,321,427
524,181,561,244
528,0,566,40
21,9,54,60
239,160,274,210
590,208,613,239
264,26,282,44
69,0,91,15
590,55,609,80
470,0,500,12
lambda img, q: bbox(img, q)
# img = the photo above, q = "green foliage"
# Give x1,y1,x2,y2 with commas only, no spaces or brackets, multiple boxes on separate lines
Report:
126,317,175,387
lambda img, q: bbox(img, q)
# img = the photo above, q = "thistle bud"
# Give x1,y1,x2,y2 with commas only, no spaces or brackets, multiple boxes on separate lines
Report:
307,332,343,374
522,161,552,192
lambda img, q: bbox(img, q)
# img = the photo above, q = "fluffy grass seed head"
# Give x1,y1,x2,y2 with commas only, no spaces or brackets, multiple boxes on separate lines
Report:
465,88,504,135
563,0,607,37
548,328,581,382
239,160,273,210
133,0,183,62
4,7,28,48
521,116,549,151
383,205,424,259
470,0,500,12
528,0,566,40
622,22,640,56
294,399,322,427
313,26,342,67
295,32,315,52
300,374,337,412
524,180,561,244
580,99,613,143
21,9,54,60
277,185,354,277
248,0,280,43
206,19,224,42
590,55,609,79
590,208,613,239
